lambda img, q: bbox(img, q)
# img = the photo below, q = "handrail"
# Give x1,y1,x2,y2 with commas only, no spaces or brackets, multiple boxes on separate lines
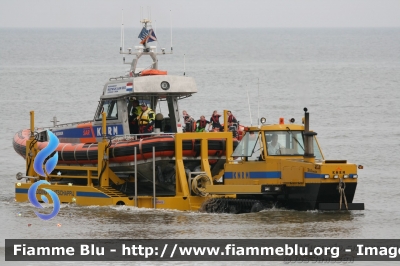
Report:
174,132,233,197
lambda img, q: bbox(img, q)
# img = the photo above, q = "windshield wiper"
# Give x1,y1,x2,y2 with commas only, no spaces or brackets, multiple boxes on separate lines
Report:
286,127,304,151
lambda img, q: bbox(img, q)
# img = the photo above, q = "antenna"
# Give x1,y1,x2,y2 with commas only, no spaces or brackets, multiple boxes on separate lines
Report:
170,10,173,53
120,9,124,53
183,54,186,76
257,78,260,125
246,85,253,126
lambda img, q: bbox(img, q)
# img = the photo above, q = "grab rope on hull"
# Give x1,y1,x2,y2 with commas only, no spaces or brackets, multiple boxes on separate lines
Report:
338,178,348,210
26,131,38,176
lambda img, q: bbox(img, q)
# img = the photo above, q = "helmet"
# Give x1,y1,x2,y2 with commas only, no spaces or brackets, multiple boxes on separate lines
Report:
155,113,164,120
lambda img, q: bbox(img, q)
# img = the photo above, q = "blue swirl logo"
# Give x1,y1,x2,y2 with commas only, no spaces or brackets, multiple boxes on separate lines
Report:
29,130,61,220
33,130,59,177
28,180,61,220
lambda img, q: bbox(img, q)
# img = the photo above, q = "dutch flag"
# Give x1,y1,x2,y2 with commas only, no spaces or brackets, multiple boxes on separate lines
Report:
126,82,133,92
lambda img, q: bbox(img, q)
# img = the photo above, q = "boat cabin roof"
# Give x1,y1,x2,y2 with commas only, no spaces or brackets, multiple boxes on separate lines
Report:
101,75,197,99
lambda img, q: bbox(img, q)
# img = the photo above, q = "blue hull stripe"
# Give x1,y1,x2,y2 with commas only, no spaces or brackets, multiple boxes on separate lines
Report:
224,171,281,179
15,188,29,194
305,172,325,179
224,172,327,179
76,192,110,198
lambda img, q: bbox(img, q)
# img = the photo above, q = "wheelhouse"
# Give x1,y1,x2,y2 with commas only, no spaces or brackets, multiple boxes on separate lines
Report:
232,128,324,160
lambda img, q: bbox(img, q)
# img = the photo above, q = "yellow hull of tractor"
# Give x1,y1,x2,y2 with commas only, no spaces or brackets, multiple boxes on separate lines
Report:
15,110,364,213
15,182,210,211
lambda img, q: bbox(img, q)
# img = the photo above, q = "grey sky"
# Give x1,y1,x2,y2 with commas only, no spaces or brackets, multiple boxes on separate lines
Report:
1,0,399,28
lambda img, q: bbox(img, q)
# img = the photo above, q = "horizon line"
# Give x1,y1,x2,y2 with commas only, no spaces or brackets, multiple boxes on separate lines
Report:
1,26,400,29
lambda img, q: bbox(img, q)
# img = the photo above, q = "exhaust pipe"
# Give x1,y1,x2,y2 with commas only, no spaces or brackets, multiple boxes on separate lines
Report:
303,107,317,160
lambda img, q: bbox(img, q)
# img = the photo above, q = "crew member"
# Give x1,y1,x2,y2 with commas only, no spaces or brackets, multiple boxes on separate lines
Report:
227,111,237,126
196,115,210,132
128,98,142,134
227,111,238,137
138,103,155,136
182,110,195,132
267,133,283,155
208,110,222,131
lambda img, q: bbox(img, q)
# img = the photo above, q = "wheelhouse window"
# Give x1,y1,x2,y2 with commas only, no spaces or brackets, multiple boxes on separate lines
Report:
266,131,304,156
313,138,323,160
265,130,323,159
232,131,260,157
95,100,118,120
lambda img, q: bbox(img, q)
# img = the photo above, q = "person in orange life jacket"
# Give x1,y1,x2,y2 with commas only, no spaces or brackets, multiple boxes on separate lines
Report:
196,115,210,132
128,99,142,134
208,110,222,131
138,103,155,135
182,110,195,132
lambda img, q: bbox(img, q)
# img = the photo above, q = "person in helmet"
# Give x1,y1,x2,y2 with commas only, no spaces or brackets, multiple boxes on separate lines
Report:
128,98,142,134
138,103,155,137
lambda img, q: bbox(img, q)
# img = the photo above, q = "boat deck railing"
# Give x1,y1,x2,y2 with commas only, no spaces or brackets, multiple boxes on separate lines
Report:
112,132,175,141
39,120,94,130
109,76,131,81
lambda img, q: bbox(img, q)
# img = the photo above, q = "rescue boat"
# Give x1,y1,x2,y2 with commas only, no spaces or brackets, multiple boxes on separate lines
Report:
13,129,233,165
